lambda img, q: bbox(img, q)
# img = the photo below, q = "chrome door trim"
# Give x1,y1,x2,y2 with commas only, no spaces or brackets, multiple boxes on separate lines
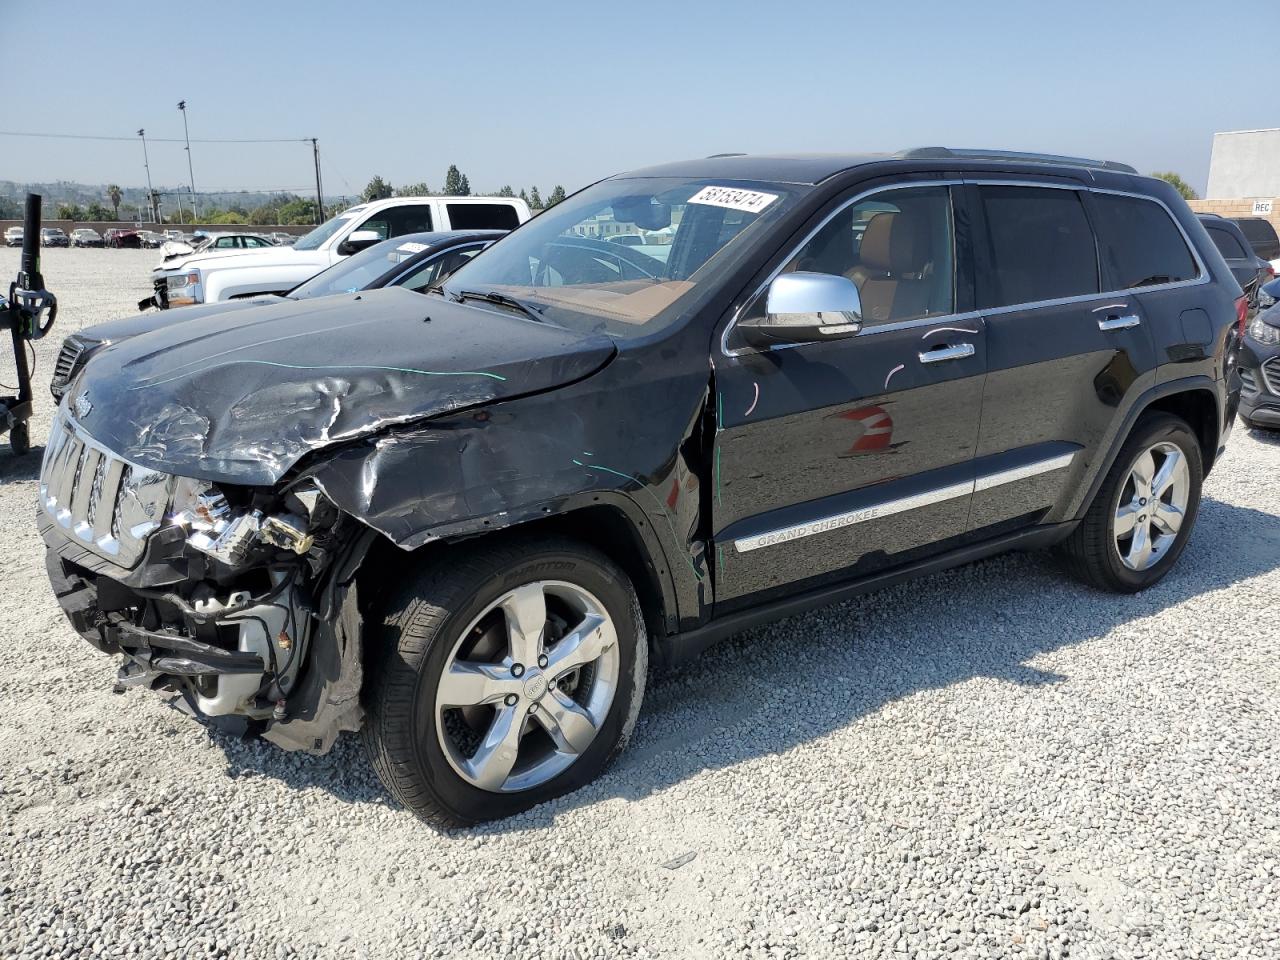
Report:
732,451,1076,553
720,178,1209,358
971,451,1077,493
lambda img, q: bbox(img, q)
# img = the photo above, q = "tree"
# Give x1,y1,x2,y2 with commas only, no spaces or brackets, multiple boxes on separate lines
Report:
1151,172,1198,202
546,185,567,207
398,182,432,197
57,203,85,220
443,165,469,196
85,201,112,221
528,186,543,209
361,175,394,202
518,188,529,205
107,184,123,219
496,185,515,198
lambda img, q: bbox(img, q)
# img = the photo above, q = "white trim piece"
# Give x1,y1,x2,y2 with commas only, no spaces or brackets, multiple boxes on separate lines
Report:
732,451,1076,553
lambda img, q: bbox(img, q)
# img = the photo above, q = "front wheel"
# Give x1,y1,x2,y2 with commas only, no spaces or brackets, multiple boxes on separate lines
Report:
363,538,647,827
1058,412,1203,592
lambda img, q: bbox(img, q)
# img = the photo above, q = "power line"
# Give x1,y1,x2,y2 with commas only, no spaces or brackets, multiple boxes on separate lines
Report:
0,130,310,144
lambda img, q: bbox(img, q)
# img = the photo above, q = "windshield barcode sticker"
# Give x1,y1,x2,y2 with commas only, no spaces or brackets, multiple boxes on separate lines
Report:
688,186,778,214
397,242,428,254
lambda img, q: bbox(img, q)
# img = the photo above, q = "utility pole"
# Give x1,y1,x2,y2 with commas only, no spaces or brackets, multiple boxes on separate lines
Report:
138,129,156,222
178,100,197,218
311,138,325,224
176,188,186,225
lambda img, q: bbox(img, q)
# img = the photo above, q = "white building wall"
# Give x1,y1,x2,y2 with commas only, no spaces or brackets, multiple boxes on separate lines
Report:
1205,129,1280,199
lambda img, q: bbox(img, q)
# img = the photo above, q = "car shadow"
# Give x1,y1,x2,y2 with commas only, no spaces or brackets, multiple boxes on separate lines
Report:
1245,424,1280,446
0,445,45,485
206,496,1280,829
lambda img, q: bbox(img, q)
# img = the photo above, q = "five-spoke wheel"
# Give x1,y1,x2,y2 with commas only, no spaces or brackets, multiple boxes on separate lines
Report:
1113,440,1190,571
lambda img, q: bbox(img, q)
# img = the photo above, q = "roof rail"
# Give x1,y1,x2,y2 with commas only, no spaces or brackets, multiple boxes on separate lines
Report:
896,147,1137,175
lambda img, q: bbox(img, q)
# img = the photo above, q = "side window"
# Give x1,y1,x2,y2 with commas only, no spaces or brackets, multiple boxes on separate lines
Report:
1090,194,1198,290
359,204,433,240
977,186,1098,309
1205,226,1247,259
779,186,955,325
243,236,268,248
399,247,483,293
446,203,521,230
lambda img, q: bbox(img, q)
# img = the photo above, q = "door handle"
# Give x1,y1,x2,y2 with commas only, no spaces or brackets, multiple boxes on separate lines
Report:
918,343,975,364
1098,314,1141,331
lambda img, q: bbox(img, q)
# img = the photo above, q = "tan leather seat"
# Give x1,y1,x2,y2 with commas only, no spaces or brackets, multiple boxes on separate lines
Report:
848,212,932,323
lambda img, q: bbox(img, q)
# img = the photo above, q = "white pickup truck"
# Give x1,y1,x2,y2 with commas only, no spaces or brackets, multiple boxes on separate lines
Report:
146,195,531,309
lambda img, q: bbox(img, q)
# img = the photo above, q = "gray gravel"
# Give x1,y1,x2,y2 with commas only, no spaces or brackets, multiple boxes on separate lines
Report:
2,248,1279,959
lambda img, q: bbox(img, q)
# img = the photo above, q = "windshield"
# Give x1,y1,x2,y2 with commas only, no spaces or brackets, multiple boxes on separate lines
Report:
292,207,363,251
441,176,803,337
290,235,428,299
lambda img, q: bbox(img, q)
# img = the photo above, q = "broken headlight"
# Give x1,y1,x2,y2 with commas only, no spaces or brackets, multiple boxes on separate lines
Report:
171,479,315,567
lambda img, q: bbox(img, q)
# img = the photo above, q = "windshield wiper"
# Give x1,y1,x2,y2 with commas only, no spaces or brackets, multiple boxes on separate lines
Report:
453,289,545,321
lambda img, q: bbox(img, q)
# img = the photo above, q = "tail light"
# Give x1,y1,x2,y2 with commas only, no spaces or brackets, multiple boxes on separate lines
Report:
1235,294,1249,335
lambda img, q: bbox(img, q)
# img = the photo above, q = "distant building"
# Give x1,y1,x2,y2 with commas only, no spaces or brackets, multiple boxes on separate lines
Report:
1188,128,1280,234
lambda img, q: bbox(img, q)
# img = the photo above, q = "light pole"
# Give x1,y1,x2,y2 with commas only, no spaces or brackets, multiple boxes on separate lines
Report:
178,100,197,218
138,129,156,223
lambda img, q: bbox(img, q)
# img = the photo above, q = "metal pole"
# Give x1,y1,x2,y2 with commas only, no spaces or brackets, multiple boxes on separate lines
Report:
176,189,186,225
138,129,155,222
178,100,197,217
311,138,325,224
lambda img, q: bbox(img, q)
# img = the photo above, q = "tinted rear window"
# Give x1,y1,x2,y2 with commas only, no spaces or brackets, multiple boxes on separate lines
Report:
446,203,521,230
978,186,1098,308
1090,194,1198,289
1205,226,1247,259
1232,218,1280,258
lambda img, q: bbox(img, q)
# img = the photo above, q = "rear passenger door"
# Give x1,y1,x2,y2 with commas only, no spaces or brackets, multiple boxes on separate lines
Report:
967,182,1159,535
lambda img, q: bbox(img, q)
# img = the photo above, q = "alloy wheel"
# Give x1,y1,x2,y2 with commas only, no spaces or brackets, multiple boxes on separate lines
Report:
1113,441,1190,571
434,580,620,793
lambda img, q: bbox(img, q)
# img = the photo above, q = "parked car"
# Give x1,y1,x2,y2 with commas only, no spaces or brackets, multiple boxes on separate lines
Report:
137,231,166,249
1240,276,1280,429
160,232,276,260
147,195,530,309
1197,214,1271,307
40,227,69,247
270,232,297,246
1229,216,1280,269
4,226,22,247
70,228,104,248
52,230,504,397
104,228,142,249
39,148,1243,826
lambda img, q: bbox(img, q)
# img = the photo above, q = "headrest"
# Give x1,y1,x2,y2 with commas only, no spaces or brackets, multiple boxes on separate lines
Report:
859,212,925,275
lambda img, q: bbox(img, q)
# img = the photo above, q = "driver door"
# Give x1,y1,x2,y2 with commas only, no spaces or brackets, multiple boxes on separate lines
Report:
712,183,987,612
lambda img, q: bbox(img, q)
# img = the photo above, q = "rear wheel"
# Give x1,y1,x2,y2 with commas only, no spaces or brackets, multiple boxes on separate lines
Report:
363,538,647,826
1058,413,1203,592
9,423,30,456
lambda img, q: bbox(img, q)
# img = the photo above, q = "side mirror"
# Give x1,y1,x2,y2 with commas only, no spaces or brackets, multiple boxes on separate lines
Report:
338,230,382,256
738,271,863,347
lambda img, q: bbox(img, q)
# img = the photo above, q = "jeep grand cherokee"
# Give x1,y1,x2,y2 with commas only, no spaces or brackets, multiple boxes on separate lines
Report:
39,148,1244,826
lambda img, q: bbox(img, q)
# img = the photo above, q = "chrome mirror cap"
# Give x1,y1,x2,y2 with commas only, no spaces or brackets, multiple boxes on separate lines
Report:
738,272,863,347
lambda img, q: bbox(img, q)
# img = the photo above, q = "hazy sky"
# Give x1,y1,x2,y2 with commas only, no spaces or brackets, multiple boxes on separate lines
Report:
4,0,1270,199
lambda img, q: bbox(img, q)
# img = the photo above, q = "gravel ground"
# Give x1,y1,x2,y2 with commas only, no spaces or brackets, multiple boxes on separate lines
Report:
2,248,1278,959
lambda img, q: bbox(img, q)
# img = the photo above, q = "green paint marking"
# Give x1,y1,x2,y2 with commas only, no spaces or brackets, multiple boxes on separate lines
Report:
717,545,724,572
135,358,507,389
714,445,722,507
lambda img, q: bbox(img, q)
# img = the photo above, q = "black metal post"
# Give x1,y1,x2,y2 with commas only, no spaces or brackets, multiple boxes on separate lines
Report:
312,138,325,224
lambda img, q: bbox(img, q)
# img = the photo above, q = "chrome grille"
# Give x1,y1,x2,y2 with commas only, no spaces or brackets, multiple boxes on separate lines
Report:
1262,357,1280,396
40,411,175,567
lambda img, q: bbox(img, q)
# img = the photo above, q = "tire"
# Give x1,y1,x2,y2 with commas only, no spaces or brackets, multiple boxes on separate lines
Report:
9,423,30,456
363,537,647,827
1058,412,1203,593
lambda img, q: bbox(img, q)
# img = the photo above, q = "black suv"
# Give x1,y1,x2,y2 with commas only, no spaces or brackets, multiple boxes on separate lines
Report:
38,149,1244,825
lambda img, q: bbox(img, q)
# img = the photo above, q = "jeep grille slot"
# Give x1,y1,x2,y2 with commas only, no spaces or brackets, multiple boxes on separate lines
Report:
51,337,88,395
1262,357,1280,396
39,412,173,566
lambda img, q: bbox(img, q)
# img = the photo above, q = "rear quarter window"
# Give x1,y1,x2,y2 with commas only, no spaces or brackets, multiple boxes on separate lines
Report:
1206,226,1247,260
1090,194,1198,290
446,203,521,230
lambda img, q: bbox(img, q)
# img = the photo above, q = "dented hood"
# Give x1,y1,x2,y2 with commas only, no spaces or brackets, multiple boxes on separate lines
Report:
71,286,616,485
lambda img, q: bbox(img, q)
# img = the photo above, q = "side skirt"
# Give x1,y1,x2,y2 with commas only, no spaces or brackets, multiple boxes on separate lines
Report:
655,521,1076,669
